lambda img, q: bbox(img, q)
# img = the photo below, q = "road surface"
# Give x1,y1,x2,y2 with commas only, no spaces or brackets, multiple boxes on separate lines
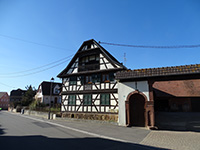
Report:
0,111,163,150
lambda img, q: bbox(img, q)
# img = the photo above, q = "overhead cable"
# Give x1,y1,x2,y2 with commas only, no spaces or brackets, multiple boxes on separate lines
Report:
0,54,74,75
0,58,71,78
99,41,200,49
0,34,74,51
0,81,16,88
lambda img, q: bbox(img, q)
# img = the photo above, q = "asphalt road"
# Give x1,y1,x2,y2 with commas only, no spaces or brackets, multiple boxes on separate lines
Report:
0,111,165,150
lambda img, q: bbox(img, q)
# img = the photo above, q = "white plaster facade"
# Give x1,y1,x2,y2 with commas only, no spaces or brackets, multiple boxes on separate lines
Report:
35,82,61,105
118,81,149,126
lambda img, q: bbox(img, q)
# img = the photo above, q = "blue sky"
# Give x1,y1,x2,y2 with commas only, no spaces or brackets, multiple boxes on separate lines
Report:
0,0,200,94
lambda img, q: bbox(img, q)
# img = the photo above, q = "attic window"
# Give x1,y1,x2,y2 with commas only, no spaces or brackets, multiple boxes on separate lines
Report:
91,44,97,49
82,45,87,51
78,54,100,72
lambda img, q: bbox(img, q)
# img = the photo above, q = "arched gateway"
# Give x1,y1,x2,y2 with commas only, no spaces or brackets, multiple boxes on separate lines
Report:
126,92,147,127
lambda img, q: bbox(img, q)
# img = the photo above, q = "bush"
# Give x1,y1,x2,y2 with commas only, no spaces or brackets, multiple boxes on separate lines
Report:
29,100,38,110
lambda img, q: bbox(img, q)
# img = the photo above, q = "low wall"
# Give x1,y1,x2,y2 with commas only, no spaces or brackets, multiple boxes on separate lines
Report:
156,112,200,131
24,110,56,119
62,112,118,123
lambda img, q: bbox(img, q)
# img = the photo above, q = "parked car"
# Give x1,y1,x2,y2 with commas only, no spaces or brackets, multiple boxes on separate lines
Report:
0,108,2,111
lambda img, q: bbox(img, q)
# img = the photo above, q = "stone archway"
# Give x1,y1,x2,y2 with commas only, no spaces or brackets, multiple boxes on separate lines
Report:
126,91,147,127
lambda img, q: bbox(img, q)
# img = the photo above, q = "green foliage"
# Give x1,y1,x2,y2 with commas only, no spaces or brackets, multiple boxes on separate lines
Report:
29,100,38,110
22,85,36,106
10,101,21,108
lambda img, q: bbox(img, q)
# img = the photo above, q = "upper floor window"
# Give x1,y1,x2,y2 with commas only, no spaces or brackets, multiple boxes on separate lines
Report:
102,73,115,82
78,54,100,72
69,76,77,85
85,75,92,84
92,74,101,83
54,88,60,94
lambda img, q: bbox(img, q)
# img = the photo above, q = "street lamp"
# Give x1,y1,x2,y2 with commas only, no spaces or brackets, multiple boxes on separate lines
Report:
48,77,54,119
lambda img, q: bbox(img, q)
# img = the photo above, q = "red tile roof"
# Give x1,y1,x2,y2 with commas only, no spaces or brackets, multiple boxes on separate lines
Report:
116,64,200,80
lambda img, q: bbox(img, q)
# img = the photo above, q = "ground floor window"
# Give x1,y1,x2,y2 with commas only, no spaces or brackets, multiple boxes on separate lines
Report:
100,94,110,105
83,94,92,105
68,95,76,105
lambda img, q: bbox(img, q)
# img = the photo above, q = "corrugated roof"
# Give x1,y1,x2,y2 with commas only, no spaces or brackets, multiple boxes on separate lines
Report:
116,64,200,80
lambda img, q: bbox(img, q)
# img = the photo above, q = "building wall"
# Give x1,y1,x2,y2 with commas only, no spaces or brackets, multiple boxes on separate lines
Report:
118,81,149,126
61,76,118,113
0,93,9,110
43,95,61,105
35,85,43,103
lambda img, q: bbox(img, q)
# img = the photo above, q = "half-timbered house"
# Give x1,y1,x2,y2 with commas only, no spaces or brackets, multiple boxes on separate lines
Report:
57,39,126,120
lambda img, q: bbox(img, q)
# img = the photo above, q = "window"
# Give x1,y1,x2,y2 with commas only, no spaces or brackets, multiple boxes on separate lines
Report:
68,95,76,105
85,75,92,84
102,73,115,82
92,74,101,83
78,54,100,72
69,76,77,85
83,94,92,105
102,74,109,82
109,73,115,81
80,76,85,85
54,88,60,94
100,94,110,105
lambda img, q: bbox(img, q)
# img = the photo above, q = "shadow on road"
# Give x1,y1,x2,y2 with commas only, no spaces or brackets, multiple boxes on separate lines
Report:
0,125,5,135
0,135,167,150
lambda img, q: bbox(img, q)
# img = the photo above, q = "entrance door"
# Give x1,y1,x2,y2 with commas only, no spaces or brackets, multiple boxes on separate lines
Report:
129,94,145,127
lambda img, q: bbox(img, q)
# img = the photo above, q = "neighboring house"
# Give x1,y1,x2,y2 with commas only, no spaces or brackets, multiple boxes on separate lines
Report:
0,92,9,110
35,81,62,105
116,64,200,128
57,39,126,118
10,89,26,103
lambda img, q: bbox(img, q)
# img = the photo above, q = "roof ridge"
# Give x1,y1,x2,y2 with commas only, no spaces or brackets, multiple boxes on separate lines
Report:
131,63,200,71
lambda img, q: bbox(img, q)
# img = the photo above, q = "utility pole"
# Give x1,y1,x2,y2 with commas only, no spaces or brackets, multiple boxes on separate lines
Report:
48,77,54,119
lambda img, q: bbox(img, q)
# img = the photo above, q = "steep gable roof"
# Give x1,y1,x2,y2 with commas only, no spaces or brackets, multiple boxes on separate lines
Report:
57,39,126,78
40,81,62,95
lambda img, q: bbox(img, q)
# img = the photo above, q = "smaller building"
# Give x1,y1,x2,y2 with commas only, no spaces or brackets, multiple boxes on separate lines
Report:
10,89,26,103
116,64,200,129
35,81,62,105
0,92,9,110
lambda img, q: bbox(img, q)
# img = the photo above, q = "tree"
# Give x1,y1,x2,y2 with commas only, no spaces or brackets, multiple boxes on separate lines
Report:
21,85,36,106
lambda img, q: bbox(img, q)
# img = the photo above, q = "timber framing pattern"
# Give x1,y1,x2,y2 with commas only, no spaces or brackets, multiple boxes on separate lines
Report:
58,39,126,114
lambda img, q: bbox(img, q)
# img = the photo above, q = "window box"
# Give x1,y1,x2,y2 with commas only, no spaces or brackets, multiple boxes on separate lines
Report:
104,80,110,83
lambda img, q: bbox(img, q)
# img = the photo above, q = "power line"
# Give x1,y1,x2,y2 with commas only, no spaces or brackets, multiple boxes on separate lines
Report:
0,54,74,75
0,34,74,51
0,81,16,88
99,41,200,49
0,58,71,78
